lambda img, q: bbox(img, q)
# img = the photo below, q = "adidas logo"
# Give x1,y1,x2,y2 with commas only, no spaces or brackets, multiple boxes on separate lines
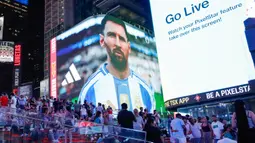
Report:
61,64,81,86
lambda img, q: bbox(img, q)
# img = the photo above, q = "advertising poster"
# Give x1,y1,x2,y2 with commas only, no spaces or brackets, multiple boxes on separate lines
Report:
40,78,49,98
150,0,255,107
0,17,3,40
51,15,164,112
19,84,32,97
0,41,14,63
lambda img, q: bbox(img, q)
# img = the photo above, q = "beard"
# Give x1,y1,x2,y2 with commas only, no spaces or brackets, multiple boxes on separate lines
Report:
105,43,128,71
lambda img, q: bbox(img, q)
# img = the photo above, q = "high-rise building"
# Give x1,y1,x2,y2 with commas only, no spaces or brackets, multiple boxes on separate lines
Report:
23,0,44,88
44,0,75,78
0,0,28,92
44,0,153,78
93,0,153,31
0,0,28,42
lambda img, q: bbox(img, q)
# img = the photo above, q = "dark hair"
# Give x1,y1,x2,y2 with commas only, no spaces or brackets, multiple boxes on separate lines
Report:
182,116,187,120
225,124,236,139
144,117,155,130
95,111,101,119
121,103,128,110
244,101,251,110
212,115,217,118
189,118,194,125
66,106,71,112
176,113,182,118
101,14,129,41
198,117,202,122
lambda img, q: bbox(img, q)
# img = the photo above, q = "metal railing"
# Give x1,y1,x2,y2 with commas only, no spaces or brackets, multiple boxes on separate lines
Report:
0,107,151,143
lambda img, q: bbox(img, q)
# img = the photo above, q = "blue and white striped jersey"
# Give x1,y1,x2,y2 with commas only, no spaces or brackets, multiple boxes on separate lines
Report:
78,63,155,112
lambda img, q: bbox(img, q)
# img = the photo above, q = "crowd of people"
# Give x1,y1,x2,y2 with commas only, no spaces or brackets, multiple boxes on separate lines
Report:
168,114,239,143
0,92,165,142
0,92,115,125
0,92,255,143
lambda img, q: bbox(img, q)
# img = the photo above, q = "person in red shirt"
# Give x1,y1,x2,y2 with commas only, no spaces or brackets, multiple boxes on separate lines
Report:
0,93,9,107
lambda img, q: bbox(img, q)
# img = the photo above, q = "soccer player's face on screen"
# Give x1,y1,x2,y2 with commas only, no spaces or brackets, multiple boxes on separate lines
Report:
100,21,131,70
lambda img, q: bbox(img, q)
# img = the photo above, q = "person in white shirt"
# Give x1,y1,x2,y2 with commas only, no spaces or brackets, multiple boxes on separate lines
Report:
211,115,224,143
189,118,202,143
96,103,103,113
171,113,186,143
133,108,144,130
184,117,192,141
49,97,54,111
80,105,87,120
10,94,17,109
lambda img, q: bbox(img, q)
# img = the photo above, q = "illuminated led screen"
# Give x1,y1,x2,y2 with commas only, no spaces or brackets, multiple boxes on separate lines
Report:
50,15,164,112
15,0,28,5
150,0,255,104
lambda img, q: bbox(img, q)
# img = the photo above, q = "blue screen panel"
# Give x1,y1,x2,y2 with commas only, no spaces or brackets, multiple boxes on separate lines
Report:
15,0,28,5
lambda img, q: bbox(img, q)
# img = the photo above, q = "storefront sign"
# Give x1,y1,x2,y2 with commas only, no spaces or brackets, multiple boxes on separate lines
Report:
14,68,20,87
165,84,251,108
12,44,22,89
14,45,21,66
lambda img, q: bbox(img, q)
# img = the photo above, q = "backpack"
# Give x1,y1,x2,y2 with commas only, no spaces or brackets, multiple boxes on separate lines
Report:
16,98,19,108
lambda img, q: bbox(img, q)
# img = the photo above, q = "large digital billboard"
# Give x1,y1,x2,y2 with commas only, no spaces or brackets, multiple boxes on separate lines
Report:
51,15,164,112
0,41,14,63
150,0,255,107
19,84,32,97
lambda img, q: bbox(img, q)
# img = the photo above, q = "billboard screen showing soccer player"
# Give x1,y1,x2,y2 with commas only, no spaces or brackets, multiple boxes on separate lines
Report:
150,0,255,107
50,15,164,112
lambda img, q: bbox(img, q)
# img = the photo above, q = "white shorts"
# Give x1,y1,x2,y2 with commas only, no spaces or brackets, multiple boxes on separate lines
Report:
178,137,187,143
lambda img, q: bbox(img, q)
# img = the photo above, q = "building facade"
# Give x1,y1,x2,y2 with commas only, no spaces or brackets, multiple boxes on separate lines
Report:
44,0,75,78
25,0,44,88
0,0,28,42
93,0,153,31
0,0,28,92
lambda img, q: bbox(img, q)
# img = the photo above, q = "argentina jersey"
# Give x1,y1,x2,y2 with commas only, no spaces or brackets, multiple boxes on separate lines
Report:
78,63,155,112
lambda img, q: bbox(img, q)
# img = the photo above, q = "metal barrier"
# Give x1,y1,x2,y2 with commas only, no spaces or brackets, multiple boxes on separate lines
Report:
0,107,74,143
75,122,149,143
0,107,151,143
